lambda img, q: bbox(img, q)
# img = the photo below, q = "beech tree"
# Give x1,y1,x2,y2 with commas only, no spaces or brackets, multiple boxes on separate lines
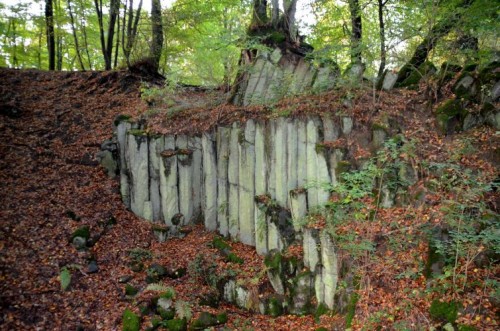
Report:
45,0,55,70
150,0,163,70
94,0,119,70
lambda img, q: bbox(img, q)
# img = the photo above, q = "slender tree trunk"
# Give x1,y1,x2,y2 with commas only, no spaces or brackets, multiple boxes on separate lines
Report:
377,0,387,79
45,0,55,70
151,0,163,70
114,9,120,68
348,0,363,65
122,0,143,67
94,0,107,68
77,0,92,69
56,35,63,70
105,0,119,69
271,0,279,27
67,0,85,70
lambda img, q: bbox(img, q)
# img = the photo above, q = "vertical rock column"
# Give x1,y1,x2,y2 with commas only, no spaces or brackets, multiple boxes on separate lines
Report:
306,117,331,208
228,123,240,239
126,131,150,218
254,121,268,254
159,136,179,227
275,117,288,206
188,136,203,221
116,121,132,207
217,127,230,237
148,136,163,221
202,132,218,231
266,120,281,251
318,231,338,309
176,135,193,225
238,120,256,245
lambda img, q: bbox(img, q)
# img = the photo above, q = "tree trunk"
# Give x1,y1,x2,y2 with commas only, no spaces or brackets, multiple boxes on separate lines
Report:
251,0,268,27
377,0,387,80
396,0,475,84
122,0,143,67
94,0,107,68
67,0,85,70
151,0,163,70
94,0,118,70
45,0,55,70
56,35,63,70
105,0,119,70
348,0,363,65
114,10,120,69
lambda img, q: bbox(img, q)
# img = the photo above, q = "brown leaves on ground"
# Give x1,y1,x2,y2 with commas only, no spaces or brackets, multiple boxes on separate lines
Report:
0,68,498,330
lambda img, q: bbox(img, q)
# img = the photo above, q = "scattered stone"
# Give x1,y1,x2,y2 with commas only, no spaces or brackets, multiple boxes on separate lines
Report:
166,266,187,279
197,290,220,308
70,226,90,242
190,311,226,330
72,236,87,250
118,275,133,283
146,263,167,283
87,260,99,274
382,71,398,90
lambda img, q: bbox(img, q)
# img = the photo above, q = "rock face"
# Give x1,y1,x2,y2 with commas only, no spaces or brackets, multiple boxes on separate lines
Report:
231,48,339,106
113,114,396,315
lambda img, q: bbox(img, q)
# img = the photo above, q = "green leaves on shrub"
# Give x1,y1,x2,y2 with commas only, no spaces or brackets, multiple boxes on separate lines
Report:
60,267,71,291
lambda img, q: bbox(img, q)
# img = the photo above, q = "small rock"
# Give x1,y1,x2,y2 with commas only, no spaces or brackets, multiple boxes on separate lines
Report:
166,267,186,279
72,236,87,250
157,297,173,311
118,275,133,283
87,260,99,274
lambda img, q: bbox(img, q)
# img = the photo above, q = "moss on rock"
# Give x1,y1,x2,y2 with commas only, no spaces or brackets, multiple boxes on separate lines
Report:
70,226,90,241
122,309,140,331
163,318,187,331
429,299,460,324
435,99,468,134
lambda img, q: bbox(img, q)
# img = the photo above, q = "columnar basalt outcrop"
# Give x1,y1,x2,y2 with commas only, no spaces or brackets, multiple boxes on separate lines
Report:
231,48,340,106
114,114,384,313
116,116,361,246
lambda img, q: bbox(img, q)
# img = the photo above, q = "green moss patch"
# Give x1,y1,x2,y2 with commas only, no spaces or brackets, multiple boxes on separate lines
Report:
122,309,140,331
70,225,90,241
429,299,460,324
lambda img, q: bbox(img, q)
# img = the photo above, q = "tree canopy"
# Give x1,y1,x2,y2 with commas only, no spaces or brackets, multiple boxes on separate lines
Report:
0,0,498,85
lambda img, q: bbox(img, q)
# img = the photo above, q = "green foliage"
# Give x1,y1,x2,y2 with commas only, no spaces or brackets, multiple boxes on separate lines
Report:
59,267,71,291
429,300,460,323
211,236,231,251
188,253,220,289
128,248,153,263
314,303,329,323
174,300,192,321
122,308,140,331
125,284,138,296
163,318,187,331
160,287,176,300
227,252,244,264
345,292,359,328
425,162,499,295
70,225,90,241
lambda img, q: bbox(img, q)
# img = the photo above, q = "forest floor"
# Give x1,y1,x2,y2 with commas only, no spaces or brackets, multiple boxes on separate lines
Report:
0,68,498,330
